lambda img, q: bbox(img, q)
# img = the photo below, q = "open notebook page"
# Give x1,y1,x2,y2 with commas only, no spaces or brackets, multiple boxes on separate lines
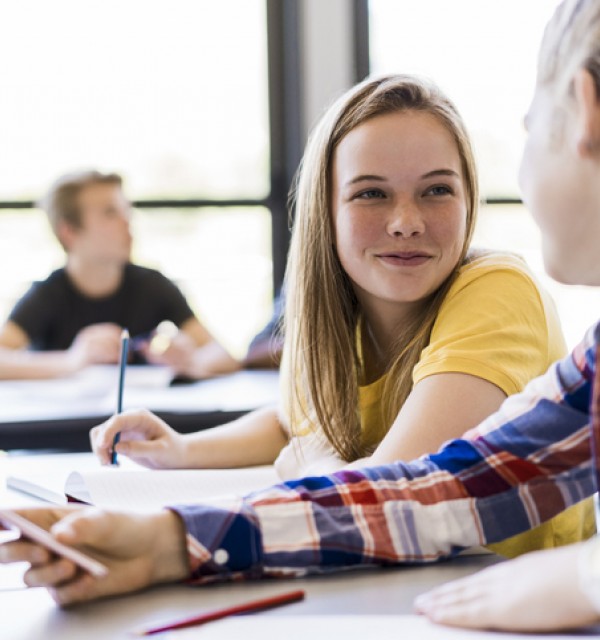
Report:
6,453,278,511
65,465,279,511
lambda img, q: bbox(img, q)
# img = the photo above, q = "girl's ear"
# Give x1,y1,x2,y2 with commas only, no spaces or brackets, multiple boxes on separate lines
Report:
573,69,600,158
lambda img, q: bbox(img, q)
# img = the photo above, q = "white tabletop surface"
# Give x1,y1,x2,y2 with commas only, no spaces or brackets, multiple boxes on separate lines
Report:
2,453,599,639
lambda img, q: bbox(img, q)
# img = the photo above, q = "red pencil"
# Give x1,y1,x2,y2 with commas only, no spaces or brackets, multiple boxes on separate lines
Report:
134,589,306,636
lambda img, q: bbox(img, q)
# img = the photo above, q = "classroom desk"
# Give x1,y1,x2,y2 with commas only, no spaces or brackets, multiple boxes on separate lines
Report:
2,454,599,639
1,556,506,640
0,366,280,451
2,540,598,640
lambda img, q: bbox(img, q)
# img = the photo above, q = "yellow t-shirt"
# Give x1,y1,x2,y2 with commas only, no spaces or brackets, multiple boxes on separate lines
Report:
359,252,567,448
276,252,595,557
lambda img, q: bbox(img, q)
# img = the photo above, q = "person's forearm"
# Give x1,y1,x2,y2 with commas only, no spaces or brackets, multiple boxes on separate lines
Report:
0,348,80,380
186,342,241,378
182,406,288,468
242,339,282,369
172,337,599,582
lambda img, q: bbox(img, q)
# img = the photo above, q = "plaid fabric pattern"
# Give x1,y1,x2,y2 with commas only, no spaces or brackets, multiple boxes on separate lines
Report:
172,322,600,583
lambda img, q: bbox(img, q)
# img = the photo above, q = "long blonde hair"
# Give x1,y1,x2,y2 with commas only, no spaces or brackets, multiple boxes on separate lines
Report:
283,74,479,462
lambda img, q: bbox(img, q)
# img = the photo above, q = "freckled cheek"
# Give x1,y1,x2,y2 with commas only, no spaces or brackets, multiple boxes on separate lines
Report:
429,214,467,258
334,214,377,257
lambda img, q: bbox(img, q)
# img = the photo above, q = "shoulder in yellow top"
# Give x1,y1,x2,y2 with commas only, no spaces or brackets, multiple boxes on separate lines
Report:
277,251,595,556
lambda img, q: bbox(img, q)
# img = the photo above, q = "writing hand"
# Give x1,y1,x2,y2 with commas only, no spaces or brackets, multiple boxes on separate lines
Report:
90,409,189,468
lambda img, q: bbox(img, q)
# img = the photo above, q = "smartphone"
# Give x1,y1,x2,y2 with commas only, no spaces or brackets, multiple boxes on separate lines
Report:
0,509,109,578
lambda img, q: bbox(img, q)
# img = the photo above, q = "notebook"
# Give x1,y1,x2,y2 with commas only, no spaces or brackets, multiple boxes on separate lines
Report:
6,459,279,512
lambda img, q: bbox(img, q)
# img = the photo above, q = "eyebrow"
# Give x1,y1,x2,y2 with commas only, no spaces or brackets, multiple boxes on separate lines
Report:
346,174,386,185
421,169,460,179
346,168,460,186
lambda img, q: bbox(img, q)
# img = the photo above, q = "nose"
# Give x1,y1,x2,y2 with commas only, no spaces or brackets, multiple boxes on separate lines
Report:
387,201,425,238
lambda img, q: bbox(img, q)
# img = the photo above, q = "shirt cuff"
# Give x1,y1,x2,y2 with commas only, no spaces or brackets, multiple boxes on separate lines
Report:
168,502,264,583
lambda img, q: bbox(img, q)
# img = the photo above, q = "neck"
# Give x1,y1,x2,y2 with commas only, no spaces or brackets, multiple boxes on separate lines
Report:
361,313,399,384
360,300,427,383
65,256,125,298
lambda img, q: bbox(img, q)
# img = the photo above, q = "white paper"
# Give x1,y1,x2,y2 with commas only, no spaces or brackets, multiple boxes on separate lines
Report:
65,465,279,510
6,453,279,511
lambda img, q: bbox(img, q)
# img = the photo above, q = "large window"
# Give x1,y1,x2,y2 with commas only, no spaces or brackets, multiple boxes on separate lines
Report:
0,1,274,356
1,2,269,202
368,0,600,347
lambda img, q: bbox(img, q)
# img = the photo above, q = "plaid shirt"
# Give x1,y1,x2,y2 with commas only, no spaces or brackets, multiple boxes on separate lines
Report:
172,322,599,583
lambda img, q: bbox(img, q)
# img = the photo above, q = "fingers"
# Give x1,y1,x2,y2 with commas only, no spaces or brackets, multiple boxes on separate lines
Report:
415,563,512,630
0,507,168,607
0,537,54,566
90,409,167,465
417,599,490,629
1,509,193,606
108,438,168,469
90,416,120,465
415,578,489,628
1,533,82,596
46,510,180,606
72,324,124,365
23,557,78,590
48,570,124,607
0,507,87,593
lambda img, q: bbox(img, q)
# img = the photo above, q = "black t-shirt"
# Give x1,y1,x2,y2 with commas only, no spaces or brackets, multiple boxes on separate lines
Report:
9,264,195,350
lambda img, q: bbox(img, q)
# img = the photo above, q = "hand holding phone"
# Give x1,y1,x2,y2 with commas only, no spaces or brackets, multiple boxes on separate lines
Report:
0,509,109,578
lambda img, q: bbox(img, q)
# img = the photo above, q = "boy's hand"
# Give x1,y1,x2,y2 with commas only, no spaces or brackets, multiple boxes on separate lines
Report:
0,507,189,607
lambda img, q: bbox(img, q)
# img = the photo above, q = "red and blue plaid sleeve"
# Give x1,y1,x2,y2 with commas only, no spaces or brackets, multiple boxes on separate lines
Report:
170,322,599,583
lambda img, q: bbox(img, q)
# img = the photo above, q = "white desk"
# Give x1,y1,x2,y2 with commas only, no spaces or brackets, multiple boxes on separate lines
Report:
4,551,598,639
0,366,279,451
1,454,599,639
0,557,501,640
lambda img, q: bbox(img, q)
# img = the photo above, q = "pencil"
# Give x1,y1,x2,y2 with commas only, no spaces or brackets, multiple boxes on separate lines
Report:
111,328,129,465
134,588,305,636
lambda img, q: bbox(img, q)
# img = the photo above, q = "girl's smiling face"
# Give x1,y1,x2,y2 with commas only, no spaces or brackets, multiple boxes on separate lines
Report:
331,109,468,321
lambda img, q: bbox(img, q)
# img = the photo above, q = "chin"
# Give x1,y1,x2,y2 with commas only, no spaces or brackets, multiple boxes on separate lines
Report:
544,256,598,286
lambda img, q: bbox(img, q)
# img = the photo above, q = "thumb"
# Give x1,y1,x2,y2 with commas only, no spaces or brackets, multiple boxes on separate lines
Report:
115,438,167,468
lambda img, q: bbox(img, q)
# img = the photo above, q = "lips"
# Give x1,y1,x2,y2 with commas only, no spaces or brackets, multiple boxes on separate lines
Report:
376,251,432,266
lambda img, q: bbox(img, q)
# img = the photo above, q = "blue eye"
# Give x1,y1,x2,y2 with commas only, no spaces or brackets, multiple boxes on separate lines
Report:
356,189,386,199
425,185,453,196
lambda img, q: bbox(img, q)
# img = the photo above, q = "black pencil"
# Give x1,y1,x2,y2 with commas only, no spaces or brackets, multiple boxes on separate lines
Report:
111,328,129,465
